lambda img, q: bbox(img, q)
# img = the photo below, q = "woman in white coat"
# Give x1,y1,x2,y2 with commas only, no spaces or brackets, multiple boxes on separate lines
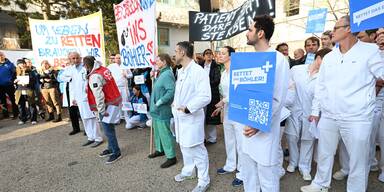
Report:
211,46,245,187
287,48,332,181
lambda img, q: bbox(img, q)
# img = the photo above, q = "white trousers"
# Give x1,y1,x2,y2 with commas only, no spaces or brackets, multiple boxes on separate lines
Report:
205,124,217,143
242,153,280,192
312,117,371,192
118,85,130,120
286,134,315,174
125,115,145,129
83,118,103,142
180,143,210,186
338,139,350,175
222,120,244,180
379,115,384,172
369,109,381,167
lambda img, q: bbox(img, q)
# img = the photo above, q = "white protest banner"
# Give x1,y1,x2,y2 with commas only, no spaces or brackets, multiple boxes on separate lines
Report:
29,12,105,68
114,0,157,69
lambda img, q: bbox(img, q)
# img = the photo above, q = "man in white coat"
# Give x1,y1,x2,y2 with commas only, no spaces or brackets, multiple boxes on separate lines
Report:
107,54,132,122
64,52,103,147
242,15,289,192
301,16,384,192
172,41,211,192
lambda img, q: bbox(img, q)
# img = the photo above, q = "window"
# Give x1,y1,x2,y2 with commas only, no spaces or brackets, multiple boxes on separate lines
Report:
158,27,169,46
285,0,300,16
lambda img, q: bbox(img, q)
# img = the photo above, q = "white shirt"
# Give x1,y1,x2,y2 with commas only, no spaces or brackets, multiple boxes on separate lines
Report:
172,60,211,147
108,63,127,87
242,48,290,166
203,62,211,76
312,41,384,121
219,69,230,120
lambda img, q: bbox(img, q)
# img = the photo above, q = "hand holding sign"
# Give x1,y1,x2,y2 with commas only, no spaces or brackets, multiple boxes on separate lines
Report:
243,126,259,137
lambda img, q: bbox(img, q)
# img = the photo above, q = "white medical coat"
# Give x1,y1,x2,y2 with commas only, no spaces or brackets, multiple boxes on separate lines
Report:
242,48,290,166
312,41,384,121
172,60,211,147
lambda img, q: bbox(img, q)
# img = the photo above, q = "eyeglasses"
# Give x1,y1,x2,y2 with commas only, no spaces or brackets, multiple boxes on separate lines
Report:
333,25,349,31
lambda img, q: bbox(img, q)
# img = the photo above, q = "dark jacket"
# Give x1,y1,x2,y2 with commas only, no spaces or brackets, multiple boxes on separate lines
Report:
39,69,58,89
199,60,221,125
0,59,16,86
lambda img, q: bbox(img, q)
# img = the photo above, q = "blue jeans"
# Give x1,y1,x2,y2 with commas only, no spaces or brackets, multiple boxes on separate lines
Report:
100,115,121,155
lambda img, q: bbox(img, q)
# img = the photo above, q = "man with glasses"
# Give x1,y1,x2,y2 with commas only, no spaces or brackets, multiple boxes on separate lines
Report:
301,15,384,192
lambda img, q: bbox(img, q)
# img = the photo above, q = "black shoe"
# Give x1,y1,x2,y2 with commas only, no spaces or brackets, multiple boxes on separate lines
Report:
204,140,217,145
39,112,45,120
52,114,62,122
46,113,54,121
148,151,165,159
82,140,95,146
106,153,121,164
3,113,9,118
99,149,113,157
69,130,80,135
160,157,177,168
91,141,103,148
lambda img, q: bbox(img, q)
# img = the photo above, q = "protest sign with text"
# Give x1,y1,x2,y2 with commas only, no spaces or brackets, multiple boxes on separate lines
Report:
189,0,275,41
29,12,105,68
306,8,328,33
350,0,384,32
229,52,276,132
114,0,157,69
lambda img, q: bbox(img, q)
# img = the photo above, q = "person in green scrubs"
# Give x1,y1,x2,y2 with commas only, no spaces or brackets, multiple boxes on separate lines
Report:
148,53,177,168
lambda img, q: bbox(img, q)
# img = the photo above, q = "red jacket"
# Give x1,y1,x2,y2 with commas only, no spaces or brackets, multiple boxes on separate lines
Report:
87,66,122,112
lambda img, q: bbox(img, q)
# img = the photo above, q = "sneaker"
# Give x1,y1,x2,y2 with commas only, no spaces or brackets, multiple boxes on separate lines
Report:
174,173,195,182
18,121,25,125
82,140,95,146
378,172,384,183
31,121,37,125
301,184,328,192
191,183,209,192
232,178,243,187
91,141,103,148
287,164,296,173
148,151,165,159
370,165,379,172
302,172,312,181
160,157,177,168
217,168,232,175
105,153,121,164
332,170,347,181
279,167,286,178
99,149,113,157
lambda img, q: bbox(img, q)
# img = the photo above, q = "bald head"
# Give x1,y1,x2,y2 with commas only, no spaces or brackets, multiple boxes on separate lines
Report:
0,51,5,63
114,54,121,65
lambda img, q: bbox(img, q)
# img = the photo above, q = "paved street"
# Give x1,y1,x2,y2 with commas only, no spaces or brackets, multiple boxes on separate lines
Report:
0,114,383,192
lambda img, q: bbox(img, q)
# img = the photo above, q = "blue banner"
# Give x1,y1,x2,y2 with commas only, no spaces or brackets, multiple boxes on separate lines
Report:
306,8,328,33
228,52,276,132
350,0,384,33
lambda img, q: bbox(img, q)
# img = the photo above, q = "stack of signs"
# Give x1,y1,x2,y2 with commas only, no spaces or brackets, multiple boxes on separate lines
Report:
29,12,105,68
350,0,384,32
228,52,276,132
189,0,276,41
306,8,328,34
114,0,157,69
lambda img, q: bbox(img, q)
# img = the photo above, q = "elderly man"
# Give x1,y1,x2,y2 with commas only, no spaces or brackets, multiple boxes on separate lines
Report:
0,51,18,119
172,41,211,192
301,16,384,192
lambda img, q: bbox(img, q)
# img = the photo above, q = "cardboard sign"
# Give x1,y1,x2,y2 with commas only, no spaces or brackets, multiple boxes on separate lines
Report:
229,52,276,132
189,0,276,41
134,75,145,84
306,8,328,33
114,0,157,69
29,12,105,68
350,0,384,32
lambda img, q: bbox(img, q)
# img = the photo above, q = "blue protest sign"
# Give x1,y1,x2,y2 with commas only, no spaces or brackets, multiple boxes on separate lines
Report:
228,52,276,132
306,8,328,33
350,0,384,33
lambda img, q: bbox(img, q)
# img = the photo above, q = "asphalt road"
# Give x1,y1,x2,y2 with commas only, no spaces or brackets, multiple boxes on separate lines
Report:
0,115,383,192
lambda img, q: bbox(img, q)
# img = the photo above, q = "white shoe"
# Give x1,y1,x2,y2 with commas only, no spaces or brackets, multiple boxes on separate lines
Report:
174,173,195,182
18,121,25,125
302,172,312,181
146,119,152,127
301,184,328,192
191,183,209,192
287,164,296,173
378,172,384,183
31,121,37,125
332,170,347,181
279,167,286,178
